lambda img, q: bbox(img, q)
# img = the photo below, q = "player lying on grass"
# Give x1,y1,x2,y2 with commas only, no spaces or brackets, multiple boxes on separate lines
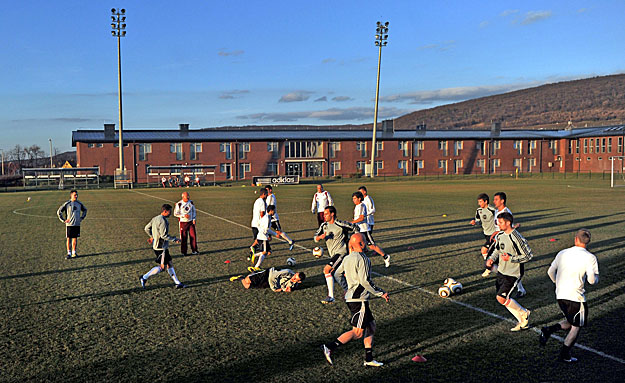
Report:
241,267,306,292
250,204,278,270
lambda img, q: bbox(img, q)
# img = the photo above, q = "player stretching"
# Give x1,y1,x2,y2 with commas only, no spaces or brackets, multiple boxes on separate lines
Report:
250,205,278,270
352,191,389,267
540,229,599,363
265,185,294,250
311,184,334,227
485,212,532,331
470,193,497,277
241,267,306,292
140,204,186,289
321,233,389,367
249,187,268,259
174,191,199,256
57,190,87,259
314,206,359,304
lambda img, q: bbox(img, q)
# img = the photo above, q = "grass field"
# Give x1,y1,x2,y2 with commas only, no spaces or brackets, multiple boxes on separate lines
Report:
2,178,625,382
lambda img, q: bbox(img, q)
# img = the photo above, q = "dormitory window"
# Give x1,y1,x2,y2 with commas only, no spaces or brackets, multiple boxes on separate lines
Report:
414,141,424,156
398,141,409,157
375,142,383,157
170,143,183,160
514,140,522,155
285,141,323,158
220,143,232,159
138,143,152,161
239,142,250,160
415,160,424,175
398,160,408,175
356,142,367,158
438,159,447,174
330,161,341,176
239,163,251,179
190,143,202,160
267,162,278,175
356,161,366,175
374,160,383,176
329,142,341,158
438,141,448,156
267,142,279,159
454,141,463,156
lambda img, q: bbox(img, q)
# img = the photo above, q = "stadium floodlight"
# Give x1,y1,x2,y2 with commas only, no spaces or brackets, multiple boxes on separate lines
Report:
111,7,127,173
369,21,389,178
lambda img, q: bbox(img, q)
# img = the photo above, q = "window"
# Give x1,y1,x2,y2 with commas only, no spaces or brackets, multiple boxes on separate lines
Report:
513,158,522,170
583,139,588,154
513,140,523,155
528,158,536,172
114,143,129,147
601,138,606,153
356,142,367,158
491,140,501,155
329,142,341,158
550,140,558,155
453,159,463,174
398,160,408,176
238,163,251,179
285,141,323,158
138,143,152,161
619,137,623,154
330,161,341,176
88,143,95,148
267,142,280,159
415,160,424,175
595,139,600,154
529,140,537,155
477,141,487,156
374,160,383,176
220,143,232,159
454,141,463,156
97,143,103,148
568,140,574,154
491,159,500,173
477,159,486,174
608,138,613,153
438,140,448,156
398,141,409,157
170,143,183,160
438,159,447,174
190,143,202,160
575,140,580,154
239,142,250,160
414,141,424,156
267,162,278,175
356,161,366,175
375,142,383,157
220,163,232,179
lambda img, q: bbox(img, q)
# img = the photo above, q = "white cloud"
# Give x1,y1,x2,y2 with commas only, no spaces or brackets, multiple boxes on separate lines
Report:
500,9,519,17
279,91,314,103
314,96,327,102
237,106,410,122
219,90,250,99
218,49,244,57
322,58,336,64
332,96,353,102
379,83,535,104
520,10,552,25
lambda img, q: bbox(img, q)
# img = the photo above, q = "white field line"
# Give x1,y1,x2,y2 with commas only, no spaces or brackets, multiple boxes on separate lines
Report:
132,190,625,365
12,205,142,220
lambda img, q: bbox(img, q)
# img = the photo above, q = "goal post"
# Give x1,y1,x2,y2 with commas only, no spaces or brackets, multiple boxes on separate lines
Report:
610,156,625,187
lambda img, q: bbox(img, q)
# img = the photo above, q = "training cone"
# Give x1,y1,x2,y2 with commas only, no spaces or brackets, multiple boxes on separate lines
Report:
224,260,231,264
548,238,556,242
412,355,427,363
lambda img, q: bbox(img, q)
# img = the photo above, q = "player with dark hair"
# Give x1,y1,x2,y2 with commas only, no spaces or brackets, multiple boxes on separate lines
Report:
352,191,389,267
57,190,87,259
314,205,359,304
140,204,185,289
540,229,599,363
241,267,306,292
174,191,198,256
265,185,295,251
249,187,268,259
485,212,532,331
321,233,389,367
470,193,497,276
250,204,277,270
311,184,334,227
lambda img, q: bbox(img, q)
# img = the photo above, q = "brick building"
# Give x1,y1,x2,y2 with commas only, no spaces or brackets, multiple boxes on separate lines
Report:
72,122,625,183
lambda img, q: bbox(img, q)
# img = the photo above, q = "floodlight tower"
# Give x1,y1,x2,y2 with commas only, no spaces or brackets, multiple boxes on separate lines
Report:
370,21,389,178
111,8,127,173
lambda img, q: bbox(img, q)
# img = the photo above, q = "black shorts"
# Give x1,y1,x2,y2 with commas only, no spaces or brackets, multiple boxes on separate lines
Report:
271,220,282,232
558,299,588,327
495,273,521,300
369,225,374,234
327,252,347,268
66,226,80,238
259,239,271,253
251,227,259,241
482,234,493,248
347,301,375,329
248,268,270,289
362,231,375,246
153,249,172,265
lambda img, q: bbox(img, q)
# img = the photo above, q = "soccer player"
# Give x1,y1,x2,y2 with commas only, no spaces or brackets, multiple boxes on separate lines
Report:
174,191,198,256
470,193,497,277
241,267,306,292
140,204,186,289
161,176,167,188
539,229,599,363
321,233,389,367
265,185,295,251
311,184,334,227
249,187,268,258
314,206,359,304
251,204,278,270
57,190,87,259
352,191,390,267
184,174,191,187
485,212,532,331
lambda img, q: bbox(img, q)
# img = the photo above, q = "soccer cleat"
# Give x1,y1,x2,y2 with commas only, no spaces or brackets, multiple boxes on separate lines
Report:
321,345,333,365
289,242,295,251
140,277,146,288
560,356,578,363
320,296,335,304
247,266,262,273
229,275,243,282
71,253,77,258
66,254,72,260
481,269,491,277
539,327,551,347
514,290,526,299
383,254,391,268
191,251,199,255
511,310,531,331
175,283,186,289
363,360,384,367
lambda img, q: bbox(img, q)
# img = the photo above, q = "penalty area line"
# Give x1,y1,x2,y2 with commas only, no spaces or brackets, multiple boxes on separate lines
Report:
132,189,625,365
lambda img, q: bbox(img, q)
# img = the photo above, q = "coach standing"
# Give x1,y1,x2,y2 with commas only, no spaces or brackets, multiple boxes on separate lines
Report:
57,189,87,259
540,229,599,363
311,184,334,227
174,191,198,256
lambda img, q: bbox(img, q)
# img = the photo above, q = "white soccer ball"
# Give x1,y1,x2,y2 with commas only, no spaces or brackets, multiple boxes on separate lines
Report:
312,246,324,258
449,281,463,294
443,278,457,287
438,286,451,298
27,197,31,202
286,257,296,266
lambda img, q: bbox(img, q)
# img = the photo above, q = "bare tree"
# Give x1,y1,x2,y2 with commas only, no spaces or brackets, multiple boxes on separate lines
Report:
10,145,24,174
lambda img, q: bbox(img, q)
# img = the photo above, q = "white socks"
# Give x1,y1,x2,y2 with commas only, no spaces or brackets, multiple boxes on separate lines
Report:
255,253,266,268
167,267,181,285
325,274,334,298
143,266,161,280
517,280,526,294
505,298,527,322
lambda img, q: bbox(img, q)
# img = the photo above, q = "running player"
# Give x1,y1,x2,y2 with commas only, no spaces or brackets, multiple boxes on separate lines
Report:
250,204,278,270
470,193,497,277
140,204,186,289
265,185,295,251
351,191,390,267
311,184,334,227
241,267,306,292
174,191,198,256
540,229,599,363
485,212,532,331
57,190,88,259
314,206,359,304
249,187,268,259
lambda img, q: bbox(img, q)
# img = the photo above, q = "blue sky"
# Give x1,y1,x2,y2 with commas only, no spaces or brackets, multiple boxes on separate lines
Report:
2,1,625,153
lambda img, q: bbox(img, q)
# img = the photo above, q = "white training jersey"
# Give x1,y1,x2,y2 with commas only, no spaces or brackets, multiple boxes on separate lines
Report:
494,207,512,230
548,246,599,302
362,195,376,226
353,202,370,232
311,191,333,213
256,213,277,241
251,197,267,228
174,199,196,222
266,193,279,221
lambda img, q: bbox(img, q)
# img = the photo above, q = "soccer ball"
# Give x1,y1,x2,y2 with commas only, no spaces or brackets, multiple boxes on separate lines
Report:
449,281,463,294
27,197,31,202
312,247,324,258
286,257,296,266
438,286,451,298
443,278,457,287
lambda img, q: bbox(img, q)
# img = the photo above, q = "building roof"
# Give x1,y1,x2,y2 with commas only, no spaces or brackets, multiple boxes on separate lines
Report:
72,124,625,146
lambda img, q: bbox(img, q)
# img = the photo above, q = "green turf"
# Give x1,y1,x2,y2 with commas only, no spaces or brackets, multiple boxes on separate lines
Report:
1,179,625,382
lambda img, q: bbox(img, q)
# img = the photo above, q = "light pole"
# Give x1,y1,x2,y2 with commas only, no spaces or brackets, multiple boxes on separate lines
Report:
370,21,389,178
111,8,127,174
49,138,53,168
